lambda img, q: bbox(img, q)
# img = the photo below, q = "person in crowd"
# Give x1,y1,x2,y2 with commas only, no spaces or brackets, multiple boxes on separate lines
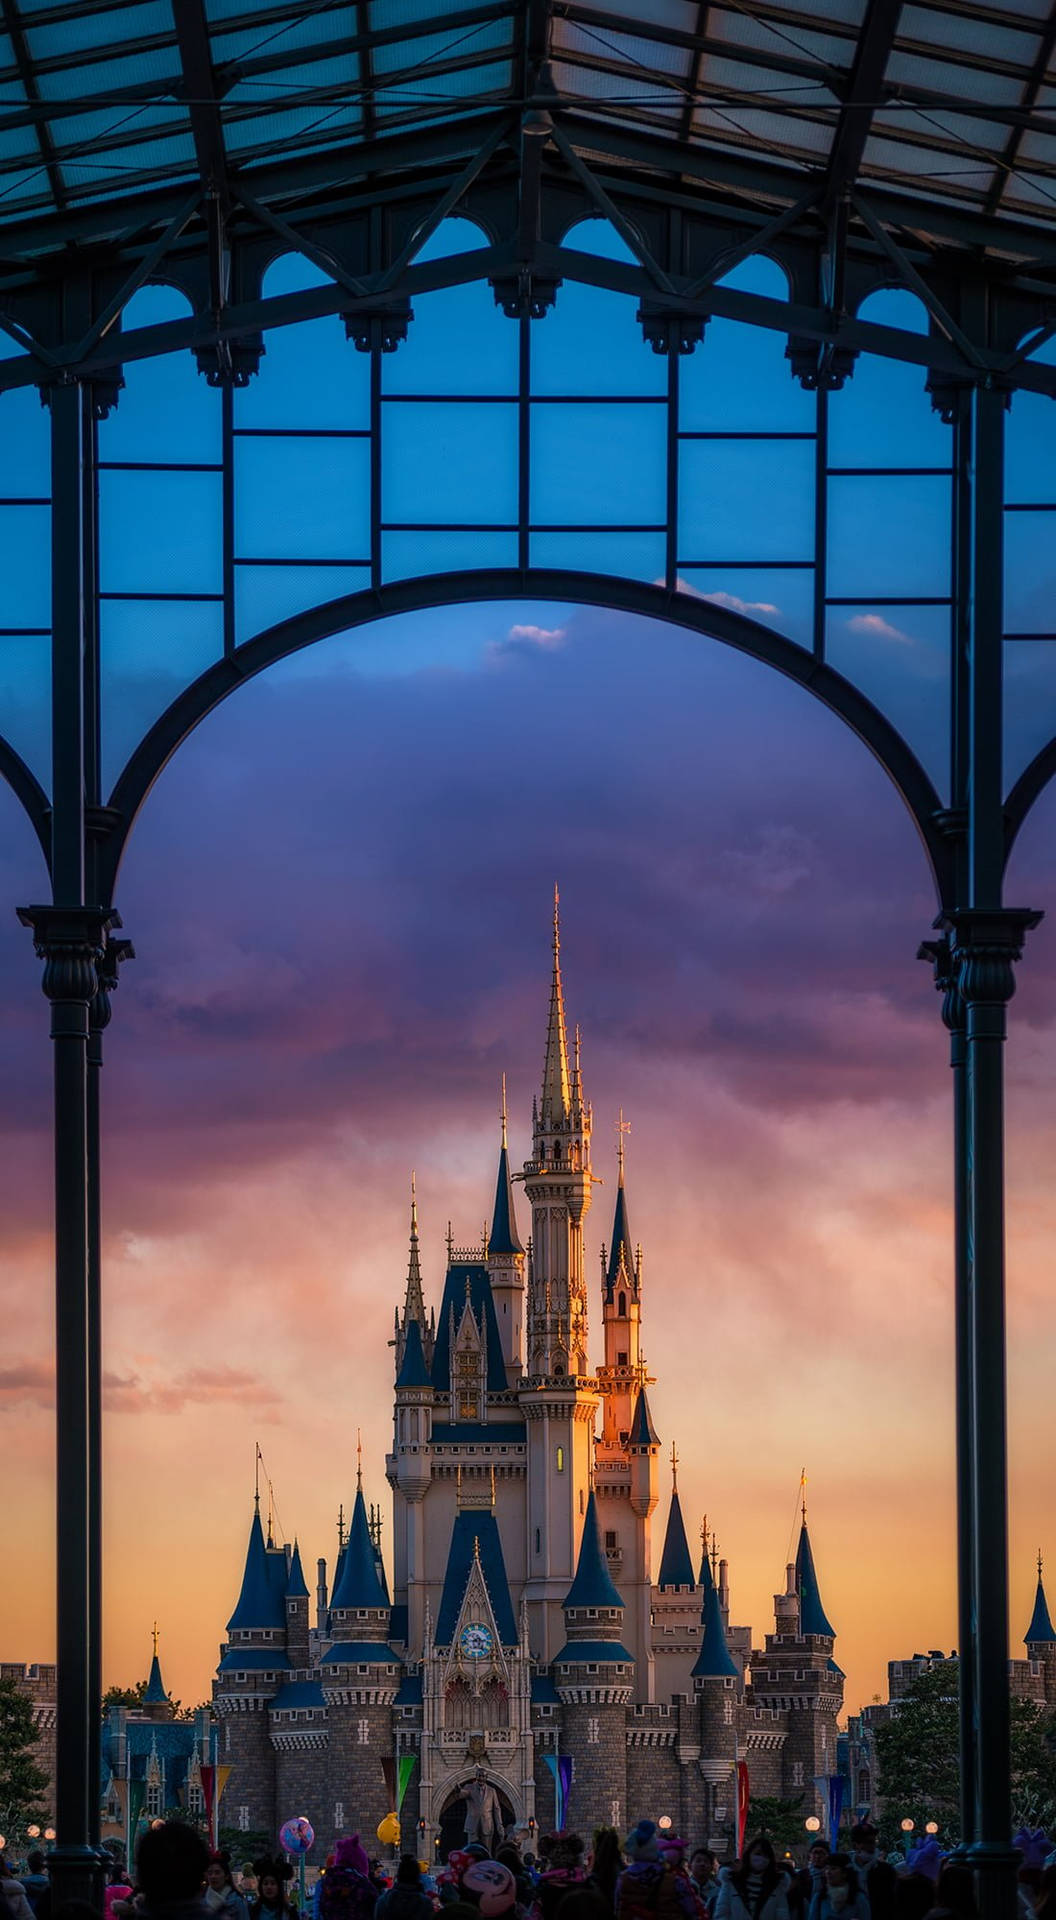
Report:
318,1842,377,1920
1,1862,35,1920
893,1875,935,1920
848,1829,895,1920
250,1862,296,1920
616,1822,704,1920
460,1863,518,1920
103,1860,134,1920
806,1856,868,1920
931,1864,974,1920
587,1831,623,1914
204,1857,249,1920
790,1845,830,1920
20,1855,49,1917
1033,1864,1056,1920
713,1837,790,1920
532,1838,588,1920
494,1849,531,1911
134,1821,212,1920
240,1876,259,1907
376,1862,433,1920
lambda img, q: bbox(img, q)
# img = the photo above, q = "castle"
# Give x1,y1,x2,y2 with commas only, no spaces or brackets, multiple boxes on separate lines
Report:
213,901,846,1853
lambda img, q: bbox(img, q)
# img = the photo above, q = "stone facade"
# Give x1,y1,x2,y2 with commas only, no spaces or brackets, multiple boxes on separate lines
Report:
214,917,843,1854
2,1663,56,1822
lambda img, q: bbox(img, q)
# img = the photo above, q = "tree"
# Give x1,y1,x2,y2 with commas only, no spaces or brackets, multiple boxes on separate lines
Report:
102,1682,147,1715
219,1827,270,1866
747,1795,806,1852
874,1664,1056,1841
0,1674,50,1839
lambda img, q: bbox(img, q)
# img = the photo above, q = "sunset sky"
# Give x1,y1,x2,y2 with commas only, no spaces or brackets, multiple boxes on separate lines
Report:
2,591,1055,1719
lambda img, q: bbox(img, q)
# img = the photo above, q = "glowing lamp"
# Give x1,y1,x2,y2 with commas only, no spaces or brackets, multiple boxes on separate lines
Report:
44,1831,55,1843
0,1838,6,1851
925,1824,939,1836
805,1818,822,1834
658,1818,673,1832
27,1827,40,1840
900,1821,914,1834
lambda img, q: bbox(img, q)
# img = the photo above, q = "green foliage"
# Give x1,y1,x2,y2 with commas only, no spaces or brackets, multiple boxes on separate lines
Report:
746,1795,806,1851
219,1827,270,1867
102,1682,148,1715
0,1674,50,1837
874,1664,1056,1841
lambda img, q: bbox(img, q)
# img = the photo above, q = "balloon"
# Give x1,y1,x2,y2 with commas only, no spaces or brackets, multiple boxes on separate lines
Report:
376,1813,401,1848
279,1818,315,1856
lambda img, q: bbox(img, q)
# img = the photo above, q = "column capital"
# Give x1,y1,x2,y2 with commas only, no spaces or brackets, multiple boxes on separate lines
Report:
17,905,117,1005
938,908,1043,1007
918,931,965,1036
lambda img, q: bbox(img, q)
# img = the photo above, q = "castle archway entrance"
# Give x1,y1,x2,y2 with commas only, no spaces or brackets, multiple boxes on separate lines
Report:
437,1782,516,1862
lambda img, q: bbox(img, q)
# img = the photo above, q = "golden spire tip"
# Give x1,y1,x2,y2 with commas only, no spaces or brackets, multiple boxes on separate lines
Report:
500,1072,508,1148
356,1428,363,1493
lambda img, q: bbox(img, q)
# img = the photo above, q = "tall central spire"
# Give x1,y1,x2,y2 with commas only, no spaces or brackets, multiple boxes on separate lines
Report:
541,885,572,1127
402,1172,426,1328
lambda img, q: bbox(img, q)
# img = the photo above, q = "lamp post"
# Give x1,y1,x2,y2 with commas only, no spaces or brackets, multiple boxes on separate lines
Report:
901,1820,915,1859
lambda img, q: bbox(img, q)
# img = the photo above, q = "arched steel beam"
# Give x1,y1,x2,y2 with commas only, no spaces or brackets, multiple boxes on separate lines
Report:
0,731,51,870
99,569,953,907
1004,736,1056,870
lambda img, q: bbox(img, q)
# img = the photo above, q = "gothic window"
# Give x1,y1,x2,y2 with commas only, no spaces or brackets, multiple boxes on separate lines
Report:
605,1531,618,1551
792,1762,804,1786
618,1294,626,1317
224,1724,231,1754
587,1718,600,1745
556,1446,564,1472
357,1718,370,1744
188,1784,204,1815
858,1770,871,1802
238,1807,250,1833
617,1350,627,1366
335,1803,344,1829
446,1680,471,1730
480,1680,508,1729
146,1783,163,1817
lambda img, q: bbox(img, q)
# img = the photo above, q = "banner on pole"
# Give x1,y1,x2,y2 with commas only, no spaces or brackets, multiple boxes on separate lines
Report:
736,1763,750,1856
381,1757,397,1811
544,1754,574,1830
396,1755,417,1812
201,1766,216,1844
827,1776,845,1852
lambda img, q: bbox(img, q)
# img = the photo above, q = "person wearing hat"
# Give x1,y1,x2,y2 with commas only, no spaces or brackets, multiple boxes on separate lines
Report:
250,1859,297,1920
616,1822,705,1920
318,1839,378,1920
531,1835,588,1920
375,1859,433,1920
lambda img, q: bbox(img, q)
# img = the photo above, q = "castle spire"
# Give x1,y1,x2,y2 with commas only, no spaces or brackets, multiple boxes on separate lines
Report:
795,1506,836,1638
143,1626,169,1706
540,885,572,1127
1025,1552,1056,1645
605,1115,636,1300
490,1080,524,1257
657,1451,695,1590
691,1537,738,1679
401,1172,426,1330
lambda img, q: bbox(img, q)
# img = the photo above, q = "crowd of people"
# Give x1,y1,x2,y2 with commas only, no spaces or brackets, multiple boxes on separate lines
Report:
3,1819,1056,1920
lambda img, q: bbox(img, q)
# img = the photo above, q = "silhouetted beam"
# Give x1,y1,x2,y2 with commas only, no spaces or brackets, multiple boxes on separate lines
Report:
822,0,904,205
171,0,229,200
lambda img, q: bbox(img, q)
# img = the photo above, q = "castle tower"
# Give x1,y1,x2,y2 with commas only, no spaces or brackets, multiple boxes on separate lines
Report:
214,1502,287,1832
285,1542,311,1668
599,1119,643,1436
520,893,599,1662
391,1316,434,1651
141,1626,173,1724
553,1489,632,1833
691,1544,739,1847
751,1501,843,1812
394,1175,431,1376
320,1485,402,1853
651,1451,702,1702
487,1079,526,1385
1025,1553,1056,1704
622,1386,660,1699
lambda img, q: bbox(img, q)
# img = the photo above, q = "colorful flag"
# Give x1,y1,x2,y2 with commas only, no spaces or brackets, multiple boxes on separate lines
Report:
201,1766,216,1844
381,1758,397,1810
543,1753,574,1830
396,1756,417,1812
827,1777,845,1852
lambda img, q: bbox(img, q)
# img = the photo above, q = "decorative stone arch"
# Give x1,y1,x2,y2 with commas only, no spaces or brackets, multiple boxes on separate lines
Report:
429,1764,526,1859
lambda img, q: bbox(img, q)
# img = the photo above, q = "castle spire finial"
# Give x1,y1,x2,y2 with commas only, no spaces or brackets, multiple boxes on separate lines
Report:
616,1109,630,1185
400,1171,427,1333
254,1441,262,1514
670,1441,679,1491
1040,1548,1045,1580
356,1429,363,1493
152,1619,159,1658
501,1073,508,1149
801,1466,807,1525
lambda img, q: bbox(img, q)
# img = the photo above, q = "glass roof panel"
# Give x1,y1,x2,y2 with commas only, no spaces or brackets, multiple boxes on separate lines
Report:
209,11,365,59
897,4,1042,62
25,3,174,58
33,46,180,98
553,19,695,78
573,0,700,22
373,20,514,73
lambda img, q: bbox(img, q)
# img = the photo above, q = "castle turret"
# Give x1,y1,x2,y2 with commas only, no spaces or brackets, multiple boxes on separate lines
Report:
395,1175,431,1374
657,1454,696,1593
552,1490,631,1832
285,1541,311,1668
321,1486,401,1853
751,1496,843,1813
488,1079,526,1385
623,1386,659,1698
691,1545,739,1846
1025,1553,1056,1703
141,1627,172,1724
214,1503,287,1833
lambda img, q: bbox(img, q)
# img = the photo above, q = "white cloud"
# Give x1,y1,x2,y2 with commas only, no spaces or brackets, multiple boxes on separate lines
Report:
671,579,779,617
846,612,912,644
505,623,566,648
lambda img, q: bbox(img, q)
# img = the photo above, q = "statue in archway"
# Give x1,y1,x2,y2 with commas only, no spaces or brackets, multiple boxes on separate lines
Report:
463,1768,504,1851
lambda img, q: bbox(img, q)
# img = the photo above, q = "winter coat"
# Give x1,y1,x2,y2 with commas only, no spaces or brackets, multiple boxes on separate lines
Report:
531,1869,588,1920
854,1863,894,1920
375,1890,433,1920
208,1889,250,1920
713,1868,790,1920
1,1880,35,1920
616,1861,705,1920
807,1890,869,1920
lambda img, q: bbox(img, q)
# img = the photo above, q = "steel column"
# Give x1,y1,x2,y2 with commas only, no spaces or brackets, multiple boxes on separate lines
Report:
18,379,109,1910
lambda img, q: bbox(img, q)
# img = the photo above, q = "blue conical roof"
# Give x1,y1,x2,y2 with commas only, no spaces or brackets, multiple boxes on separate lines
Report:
490,1141,524,1256
658,1488,696,1589
143,1652,168,1705
436,1510,518,1645
605,1175,634,1299
691,1548,738,1679
1025,1572,1056,1645
564,1490,625,1610
431,1263,507,1392
795,1521,836,1638
396,1315,431,1388
286,1541,309,1600
331,1489,387,1611
628,1386,660,1449
227,1508,287,1632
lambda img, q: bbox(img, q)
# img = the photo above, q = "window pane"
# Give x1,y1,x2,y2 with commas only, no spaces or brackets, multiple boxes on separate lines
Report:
383,402,517,525
0,635,50,791
235,565,371,643
827,474,950,599
384,284,518,397
826,602,950,797
100,471,222,593
1006,391,1056,506
0,387,50,496
532,403,665,526
679,439,814,562
101,599,223,794
382,529,517,579
532,282,665,398
1004,511,1056,633
530,529,665,580
1004,639,1056,790
236,436,371,560
0,504,49,624
675,567,814,649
